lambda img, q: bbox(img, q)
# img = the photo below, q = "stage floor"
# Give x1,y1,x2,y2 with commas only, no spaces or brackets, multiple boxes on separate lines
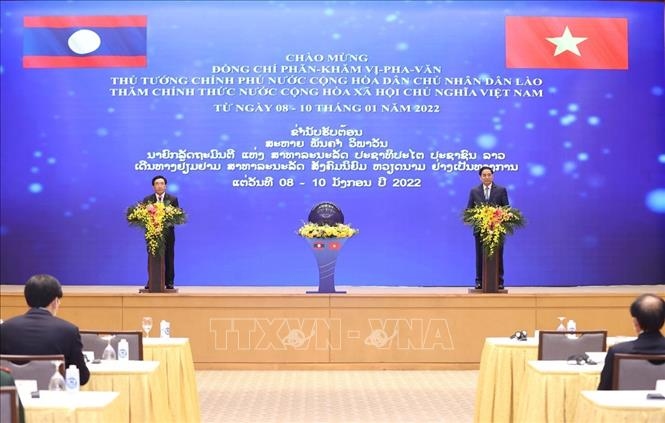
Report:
1,284,659,294
1,284,662,369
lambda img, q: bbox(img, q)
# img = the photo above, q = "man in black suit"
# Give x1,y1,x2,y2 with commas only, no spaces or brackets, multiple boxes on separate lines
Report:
0,274,90,385
598,293,665,390
143,175,179,289
466,166,510,290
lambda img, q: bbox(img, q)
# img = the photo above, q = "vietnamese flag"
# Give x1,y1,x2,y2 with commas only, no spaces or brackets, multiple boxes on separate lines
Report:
23,15,147,68
506,16,628,70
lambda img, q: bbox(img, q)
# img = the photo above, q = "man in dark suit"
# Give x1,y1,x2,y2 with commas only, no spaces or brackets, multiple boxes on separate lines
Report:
143,175,179,289
598,293,665,390
466,166,510,290
0,274,90,385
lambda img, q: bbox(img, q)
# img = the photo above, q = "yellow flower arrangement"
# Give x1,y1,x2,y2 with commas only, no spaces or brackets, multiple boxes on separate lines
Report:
298,222,359,239
126,202,187,255
463,204,525,256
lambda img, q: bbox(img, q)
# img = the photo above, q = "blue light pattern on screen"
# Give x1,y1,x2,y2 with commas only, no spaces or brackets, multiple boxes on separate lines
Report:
1,1,663,286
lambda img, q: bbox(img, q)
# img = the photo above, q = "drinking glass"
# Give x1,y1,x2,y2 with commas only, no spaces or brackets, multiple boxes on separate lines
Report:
48,360,66,391
142,316,153,338
556,316,566,332
101,334,116,360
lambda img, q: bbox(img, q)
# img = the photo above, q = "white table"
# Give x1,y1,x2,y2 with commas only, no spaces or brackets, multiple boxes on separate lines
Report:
515,359,604,423
527,358,604,374
143,337,201,422
83,360,172,422
573,390,665,422
22,390,120,423
87,358,160,374
474,337,538,423
475,336,631,423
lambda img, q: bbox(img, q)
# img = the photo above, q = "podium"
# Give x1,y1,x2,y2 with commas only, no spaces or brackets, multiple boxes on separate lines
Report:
468,246,507,294
305,238,347,294
139,254,178,293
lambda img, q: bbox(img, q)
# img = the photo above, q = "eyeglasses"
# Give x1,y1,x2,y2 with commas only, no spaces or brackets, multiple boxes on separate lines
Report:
510,330,527,341
566,353,598,365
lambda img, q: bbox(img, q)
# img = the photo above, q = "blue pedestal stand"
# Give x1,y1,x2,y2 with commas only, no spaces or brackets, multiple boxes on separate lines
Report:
305,238,347,294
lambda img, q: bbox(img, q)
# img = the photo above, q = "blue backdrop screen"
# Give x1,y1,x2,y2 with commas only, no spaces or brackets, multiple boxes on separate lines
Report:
1,1,664,286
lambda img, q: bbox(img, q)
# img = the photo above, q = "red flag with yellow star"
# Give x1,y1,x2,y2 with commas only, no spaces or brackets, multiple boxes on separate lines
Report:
505,16,628,70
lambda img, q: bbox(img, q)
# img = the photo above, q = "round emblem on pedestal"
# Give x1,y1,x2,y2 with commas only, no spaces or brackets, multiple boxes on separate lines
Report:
307,202,344,225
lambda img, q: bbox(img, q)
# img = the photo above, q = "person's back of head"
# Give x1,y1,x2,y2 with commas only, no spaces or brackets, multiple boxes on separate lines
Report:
24,274,63,308
630,293,665,333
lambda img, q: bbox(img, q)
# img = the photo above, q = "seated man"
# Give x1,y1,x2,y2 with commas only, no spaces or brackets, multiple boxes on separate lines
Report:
597,293,665,390
0,274,90,385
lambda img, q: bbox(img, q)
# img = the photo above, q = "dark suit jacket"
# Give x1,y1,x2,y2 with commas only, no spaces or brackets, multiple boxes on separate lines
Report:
467,183,509,209
142,192,179,208
0,308,90,385
597,330,665,390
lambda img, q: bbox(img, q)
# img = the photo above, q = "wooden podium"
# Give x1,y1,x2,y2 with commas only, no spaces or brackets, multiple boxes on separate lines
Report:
139,254,178,293
468,247,507,294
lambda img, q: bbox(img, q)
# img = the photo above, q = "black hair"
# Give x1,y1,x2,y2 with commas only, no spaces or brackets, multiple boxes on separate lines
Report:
152,175,167,186
478,166,494,176
630,293,665,332
24,274,63,308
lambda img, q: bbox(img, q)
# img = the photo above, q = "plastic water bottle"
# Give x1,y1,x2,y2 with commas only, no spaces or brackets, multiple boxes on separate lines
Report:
118,338,129,361
65,364,80,392
160,320,170,338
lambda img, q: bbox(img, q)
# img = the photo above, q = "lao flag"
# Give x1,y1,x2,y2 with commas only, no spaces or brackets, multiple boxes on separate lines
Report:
505,16,628,70
312,242,325,250
23,16,147,68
